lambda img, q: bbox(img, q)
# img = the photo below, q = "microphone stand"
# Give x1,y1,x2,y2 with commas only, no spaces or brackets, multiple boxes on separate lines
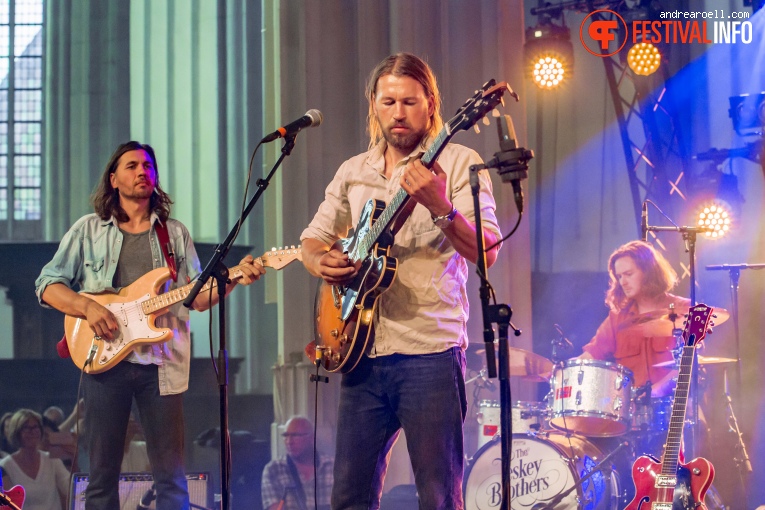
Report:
183,133,299,510
645,224,711,460
470,163,513,510
468,113,532,510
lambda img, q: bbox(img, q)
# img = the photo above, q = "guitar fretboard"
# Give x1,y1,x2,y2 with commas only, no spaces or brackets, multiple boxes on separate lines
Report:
140,261,255,315
352,125,453,261
661,344,695,475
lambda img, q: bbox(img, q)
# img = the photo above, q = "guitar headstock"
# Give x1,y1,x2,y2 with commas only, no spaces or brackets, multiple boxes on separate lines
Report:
682,303,713,347
260,245,303,270
447,80,518,135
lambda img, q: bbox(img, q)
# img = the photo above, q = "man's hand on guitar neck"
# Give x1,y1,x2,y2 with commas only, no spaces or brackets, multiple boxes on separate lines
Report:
192,254,265,311
302,239,358,286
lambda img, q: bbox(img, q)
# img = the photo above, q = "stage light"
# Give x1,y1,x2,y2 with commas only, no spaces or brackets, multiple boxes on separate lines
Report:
525,23,573,90
728,92,765,136
627,42,661,76
697,202,732,239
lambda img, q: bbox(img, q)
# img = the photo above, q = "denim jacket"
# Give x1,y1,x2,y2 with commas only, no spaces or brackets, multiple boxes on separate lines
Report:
35,213,202,395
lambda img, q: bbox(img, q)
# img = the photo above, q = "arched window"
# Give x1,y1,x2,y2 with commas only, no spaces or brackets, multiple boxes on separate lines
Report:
0,0,43,240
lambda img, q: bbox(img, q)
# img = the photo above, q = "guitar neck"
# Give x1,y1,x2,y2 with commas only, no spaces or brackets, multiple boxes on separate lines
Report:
353,127,453,259
141,261,256,315
661,344,696,475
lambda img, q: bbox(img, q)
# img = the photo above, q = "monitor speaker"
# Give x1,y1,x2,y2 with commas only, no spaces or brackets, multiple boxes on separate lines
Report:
70,472,211,510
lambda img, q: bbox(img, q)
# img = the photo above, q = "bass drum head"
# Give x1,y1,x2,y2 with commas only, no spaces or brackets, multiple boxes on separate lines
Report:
464,432,620,510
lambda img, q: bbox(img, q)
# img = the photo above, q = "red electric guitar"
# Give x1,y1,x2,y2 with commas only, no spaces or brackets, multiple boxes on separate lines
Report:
625,303,715,510
0,484,25,510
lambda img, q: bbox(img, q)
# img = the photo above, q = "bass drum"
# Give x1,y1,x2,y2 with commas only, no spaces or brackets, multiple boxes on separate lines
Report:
464,432,620,510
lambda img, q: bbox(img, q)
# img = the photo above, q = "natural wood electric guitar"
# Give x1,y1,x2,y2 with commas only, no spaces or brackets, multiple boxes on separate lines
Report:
307,80,516,373
625,303,715,510
64,246,302,373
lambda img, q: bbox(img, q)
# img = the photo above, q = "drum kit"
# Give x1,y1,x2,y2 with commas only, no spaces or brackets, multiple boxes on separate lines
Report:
464,310,733,510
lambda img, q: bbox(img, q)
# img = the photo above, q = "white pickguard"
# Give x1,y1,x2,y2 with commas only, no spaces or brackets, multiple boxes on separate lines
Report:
93,294,166,367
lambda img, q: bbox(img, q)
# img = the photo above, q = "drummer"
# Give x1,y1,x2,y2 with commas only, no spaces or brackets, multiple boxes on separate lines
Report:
576,240,689,397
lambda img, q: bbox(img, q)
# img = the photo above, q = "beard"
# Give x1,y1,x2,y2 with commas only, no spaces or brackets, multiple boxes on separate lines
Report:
380,122,428,155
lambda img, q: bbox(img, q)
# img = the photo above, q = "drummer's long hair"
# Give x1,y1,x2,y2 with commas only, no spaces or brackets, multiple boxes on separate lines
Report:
605,240,678,312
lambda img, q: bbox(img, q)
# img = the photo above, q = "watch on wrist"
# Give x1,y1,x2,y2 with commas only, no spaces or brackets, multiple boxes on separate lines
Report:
432,204,457,229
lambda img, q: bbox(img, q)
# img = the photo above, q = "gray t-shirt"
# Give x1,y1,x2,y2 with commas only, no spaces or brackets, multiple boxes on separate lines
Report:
112,228,154,289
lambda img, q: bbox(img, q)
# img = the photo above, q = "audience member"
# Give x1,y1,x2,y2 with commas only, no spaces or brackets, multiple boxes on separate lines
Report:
261,416,333,510
0,409,69,510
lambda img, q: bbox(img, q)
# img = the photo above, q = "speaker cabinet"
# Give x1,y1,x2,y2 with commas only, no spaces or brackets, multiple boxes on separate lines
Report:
70,472,211,510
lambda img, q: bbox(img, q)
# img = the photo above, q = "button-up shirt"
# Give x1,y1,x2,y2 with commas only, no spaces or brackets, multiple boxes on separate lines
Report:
35,213,201,395
300,139,501,355
582,293,691,388
261,454,334,510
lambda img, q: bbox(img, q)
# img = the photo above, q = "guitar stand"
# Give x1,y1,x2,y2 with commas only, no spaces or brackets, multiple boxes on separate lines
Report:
530,441,629,510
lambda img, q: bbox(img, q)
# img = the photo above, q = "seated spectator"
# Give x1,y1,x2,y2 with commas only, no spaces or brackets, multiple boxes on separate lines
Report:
42,407,65,428
0,409,69,510
0,412,13,458
261,416,333,510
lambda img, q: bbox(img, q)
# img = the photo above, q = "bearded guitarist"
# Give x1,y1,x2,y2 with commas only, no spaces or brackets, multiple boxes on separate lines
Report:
34,141,264,510
300,53,502,509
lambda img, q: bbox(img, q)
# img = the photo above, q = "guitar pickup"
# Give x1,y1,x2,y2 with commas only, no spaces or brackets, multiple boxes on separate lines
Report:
655,475,677,488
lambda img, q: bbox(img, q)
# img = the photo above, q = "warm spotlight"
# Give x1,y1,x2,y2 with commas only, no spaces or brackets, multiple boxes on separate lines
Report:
525,23,573,90
697,202,732,239
627,43,661,76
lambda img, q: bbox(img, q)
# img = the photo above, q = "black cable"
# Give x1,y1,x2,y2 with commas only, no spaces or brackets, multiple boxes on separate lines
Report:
485,210,523,252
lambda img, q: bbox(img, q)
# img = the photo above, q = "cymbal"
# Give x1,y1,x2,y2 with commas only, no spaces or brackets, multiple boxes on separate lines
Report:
618,307,730,337
653,355,737,368
474,346,553,382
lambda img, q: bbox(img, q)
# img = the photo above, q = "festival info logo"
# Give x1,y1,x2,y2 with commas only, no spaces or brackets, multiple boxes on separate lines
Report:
580,10,628,57
580,7,753,56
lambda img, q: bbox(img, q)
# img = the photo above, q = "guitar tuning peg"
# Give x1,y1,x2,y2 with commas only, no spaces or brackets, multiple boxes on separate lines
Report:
492,108,500,117
707,328,713,335
270,247,276,251
500,97,505,107
482,116,490,126
290,245,296,249
473,124,480,134
712,314,718,318
709,322,715,327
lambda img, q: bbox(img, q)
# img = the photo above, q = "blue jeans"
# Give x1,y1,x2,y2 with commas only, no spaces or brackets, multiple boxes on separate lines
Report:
83,362,189,510
331,347,467,510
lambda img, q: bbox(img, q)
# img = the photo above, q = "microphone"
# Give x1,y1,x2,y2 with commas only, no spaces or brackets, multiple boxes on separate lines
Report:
553,324,573,349
137,485,156,510
641,201,648,242
261,109,323,143
486,114,534,214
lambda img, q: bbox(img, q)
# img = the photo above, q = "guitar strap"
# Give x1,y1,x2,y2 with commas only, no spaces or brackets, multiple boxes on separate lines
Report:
154,220,178,282
285,456,309,510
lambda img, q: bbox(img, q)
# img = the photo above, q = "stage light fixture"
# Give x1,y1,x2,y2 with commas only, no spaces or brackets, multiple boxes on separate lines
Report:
524,23,573,90
729,92,765,136
697,202,732,239
627,42,661,76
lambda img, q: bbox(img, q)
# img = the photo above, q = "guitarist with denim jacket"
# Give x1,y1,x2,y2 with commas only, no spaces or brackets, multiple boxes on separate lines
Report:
34,141,264,510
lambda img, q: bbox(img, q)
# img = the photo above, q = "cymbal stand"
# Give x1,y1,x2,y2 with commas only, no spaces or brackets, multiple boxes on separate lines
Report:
724,369,753,506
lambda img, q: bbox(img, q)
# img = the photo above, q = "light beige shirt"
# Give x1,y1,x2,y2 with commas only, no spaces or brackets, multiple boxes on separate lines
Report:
301,139,501,356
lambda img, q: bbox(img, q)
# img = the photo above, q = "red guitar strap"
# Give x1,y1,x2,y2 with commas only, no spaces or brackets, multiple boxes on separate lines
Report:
154,220,178,282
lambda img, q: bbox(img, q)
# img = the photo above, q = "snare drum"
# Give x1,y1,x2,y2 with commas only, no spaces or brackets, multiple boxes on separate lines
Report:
477,401,549,448
464,431,621,509
550,359,633,436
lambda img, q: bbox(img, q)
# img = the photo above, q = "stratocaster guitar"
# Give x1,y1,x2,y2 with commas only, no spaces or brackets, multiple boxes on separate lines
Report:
64,246,302,373
0,485,24,510
625,303,716,510
308,79,517,373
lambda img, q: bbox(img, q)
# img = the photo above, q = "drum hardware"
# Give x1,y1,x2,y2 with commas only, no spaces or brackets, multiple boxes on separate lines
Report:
723,370,752,475
474,345,553,382
529,441,630,510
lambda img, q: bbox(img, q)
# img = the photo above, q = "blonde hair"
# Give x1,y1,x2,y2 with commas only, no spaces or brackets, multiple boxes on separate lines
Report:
365,53,443,149
8,408,42,451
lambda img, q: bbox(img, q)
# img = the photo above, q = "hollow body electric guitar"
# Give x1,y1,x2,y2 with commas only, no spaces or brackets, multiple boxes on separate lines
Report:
625,303,716,510
309,80,516,373
0,485,25,510
64,246,302,373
